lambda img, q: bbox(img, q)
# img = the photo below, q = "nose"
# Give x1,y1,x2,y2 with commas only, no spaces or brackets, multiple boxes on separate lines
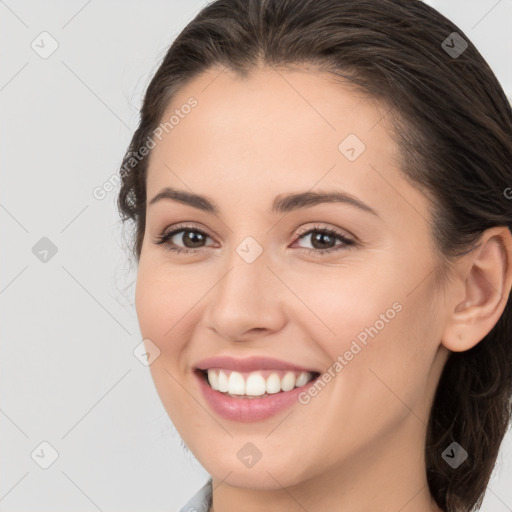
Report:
202,245,287,342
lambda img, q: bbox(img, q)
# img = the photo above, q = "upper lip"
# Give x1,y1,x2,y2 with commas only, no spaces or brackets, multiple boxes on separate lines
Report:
194,356,320,374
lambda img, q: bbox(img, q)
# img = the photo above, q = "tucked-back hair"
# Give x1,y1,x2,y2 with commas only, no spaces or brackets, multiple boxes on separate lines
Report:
117,1,512,510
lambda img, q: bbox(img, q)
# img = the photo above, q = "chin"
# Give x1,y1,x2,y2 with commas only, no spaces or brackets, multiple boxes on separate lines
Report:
197,446,314,491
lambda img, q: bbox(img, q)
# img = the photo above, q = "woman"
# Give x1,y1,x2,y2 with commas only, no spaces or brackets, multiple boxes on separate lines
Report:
117,0,512,511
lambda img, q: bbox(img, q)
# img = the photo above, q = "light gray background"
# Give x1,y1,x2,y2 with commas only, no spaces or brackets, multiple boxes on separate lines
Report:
1,1,511,511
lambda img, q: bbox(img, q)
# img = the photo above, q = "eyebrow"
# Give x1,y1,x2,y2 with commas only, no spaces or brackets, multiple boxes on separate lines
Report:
148,186,378,216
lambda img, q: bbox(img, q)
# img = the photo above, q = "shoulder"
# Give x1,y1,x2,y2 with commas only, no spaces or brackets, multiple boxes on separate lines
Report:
178,478,213,512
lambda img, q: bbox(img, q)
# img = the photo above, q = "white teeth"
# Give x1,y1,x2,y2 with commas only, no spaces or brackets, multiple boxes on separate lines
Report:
217,370,228,392
295,372,309,387
228,371,245,395
206,369,315,396
266,373,282,394
245,373,267,396
207,369,219,390
281,371,296,392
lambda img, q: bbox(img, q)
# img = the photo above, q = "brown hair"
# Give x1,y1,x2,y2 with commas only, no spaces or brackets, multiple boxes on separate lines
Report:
117,1,512,510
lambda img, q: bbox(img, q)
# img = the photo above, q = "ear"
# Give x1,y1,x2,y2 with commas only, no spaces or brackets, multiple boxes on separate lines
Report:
442,226,512,352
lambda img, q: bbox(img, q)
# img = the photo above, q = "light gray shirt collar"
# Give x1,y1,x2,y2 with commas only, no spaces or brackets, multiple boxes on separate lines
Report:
178,478,213,512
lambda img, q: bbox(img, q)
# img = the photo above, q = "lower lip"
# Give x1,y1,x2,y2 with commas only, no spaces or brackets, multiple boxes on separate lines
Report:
194,370,317,423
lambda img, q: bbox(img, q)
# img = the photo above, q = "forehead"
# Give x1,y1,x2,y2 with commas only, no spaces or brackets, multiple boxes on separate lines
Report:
151,65,395,164
145,65,429,228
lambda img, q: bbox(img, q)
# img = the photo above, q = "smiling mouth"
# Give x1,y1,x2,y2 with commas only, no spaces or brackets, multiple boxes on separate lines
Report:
195,368,321,399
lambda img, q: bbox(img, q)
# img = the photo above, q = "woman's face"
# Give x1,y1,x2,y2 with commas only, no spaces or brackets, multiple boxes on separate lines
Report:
136,66,451,491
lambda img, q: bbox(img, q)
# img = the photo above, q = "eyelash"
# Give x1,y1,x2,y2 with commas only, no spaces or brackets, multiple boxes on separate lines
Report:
153,223,356,256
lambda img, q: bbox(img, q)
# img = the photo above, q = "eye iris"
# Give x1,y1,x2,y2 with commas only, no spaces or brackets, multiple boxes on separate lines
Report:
311,231,336,250
183,230,205,248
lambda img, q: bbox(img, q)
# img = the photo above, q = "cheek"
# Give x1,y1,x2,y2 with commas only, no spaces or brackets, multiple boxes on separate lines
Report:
135,269,167,341
135,259,191,342
298,266,439,419
285,259,402,349
134,262,194,390
135,264,202,426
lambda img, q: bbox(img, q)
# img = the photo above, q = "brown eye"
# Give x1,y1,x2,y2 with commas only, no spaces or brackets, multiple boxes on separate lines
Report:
174,229,208,249
294,227,355,255
154,225,213,254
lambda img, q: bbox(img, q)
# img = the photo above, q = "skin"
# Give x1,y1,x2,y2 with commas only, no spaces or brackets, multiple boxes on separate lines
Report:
135,64,512,512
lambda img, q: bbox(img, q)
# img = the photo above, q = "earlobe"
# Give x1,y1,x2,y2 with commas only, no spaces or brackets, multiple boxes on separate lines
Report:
442,227,512,353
